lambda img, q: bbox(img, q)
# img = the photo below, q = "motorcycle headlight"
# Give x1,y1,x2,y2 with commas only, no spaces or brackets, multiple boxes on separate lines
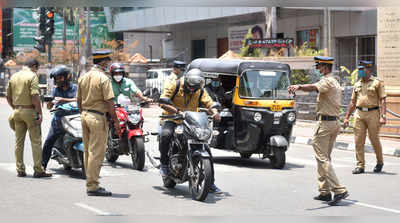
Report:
175,125,184,134
128,114,141,125
254,112,262,122
194,128,212,141
287,112,296,122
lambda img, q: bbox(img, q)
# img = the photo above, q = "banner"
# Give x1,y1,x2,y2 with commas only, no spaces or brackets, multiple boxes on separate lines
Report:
246,38,294,49
13,8,114,52
228,24,265,53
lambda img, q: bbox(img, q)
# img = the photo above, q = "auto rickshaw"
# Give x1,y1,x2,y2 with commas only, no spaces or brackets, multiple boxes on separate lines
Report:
188,58,295,169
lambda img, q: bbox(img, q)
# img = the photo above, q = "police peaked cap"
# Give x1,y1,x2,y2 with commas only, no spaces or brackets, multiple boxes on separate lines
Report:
359,60,373,68
314,56,334,65
93,49,112,63
173,60,186,68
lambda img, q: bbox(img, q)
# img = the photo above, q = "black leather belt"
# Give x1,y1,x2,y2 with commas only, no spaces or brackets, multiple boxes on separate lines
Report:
356,107,379,112
316,115,338,121
84,109,105,116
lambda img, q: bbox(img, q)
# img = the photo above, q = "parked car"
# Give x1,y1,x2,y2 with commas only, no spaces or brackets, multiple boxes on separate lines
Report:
143,68,172,101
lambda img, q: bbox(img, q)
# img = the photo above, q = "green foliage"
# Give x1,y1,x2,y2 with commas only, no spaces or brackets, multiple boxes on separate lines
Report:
294,42,324,57
239,29,262,57
290,69,309,85
339,65,358,86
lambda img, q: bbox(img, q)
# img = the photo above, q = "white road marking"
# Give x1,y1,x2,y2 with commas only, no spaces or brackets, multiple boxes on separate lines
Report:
343,199,400,214
74,202,118,216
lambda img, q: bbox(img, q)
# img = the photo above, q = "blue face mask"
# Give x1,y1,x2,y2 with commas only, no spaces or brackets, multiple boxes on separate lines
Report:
358,69,366,78
211,81,220,87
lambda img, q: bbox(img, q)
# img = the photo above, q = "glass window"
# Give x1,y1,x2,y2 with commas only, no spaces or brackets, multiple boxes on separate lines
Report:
162,70,172,77
239,70,291,99
296,29,320,49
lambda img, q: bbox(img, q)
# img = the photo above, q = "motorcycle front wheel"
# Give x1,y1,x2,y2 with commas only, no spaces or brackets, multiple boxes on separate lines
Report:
189,157,212,202
130,137,145,171
79,151,86,179
106,129,119,163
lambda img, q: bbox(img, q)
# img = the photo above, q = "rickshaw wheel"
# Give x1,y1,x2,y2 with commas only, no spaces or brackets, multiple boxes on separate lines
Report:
270,148,286,169
239,153,252,159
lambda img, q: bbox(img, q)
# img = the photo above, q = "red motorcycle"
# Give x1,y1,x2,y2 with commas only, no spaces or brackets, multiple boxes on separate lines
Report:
106,102,147,170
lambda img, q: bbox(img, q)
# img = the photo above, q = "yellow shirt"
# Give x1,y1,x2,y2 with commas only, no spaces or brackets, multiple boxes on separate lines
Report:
160,77,214,117
77,66,115,113
351,77,386,108
6,66,40,106
313,73,341,117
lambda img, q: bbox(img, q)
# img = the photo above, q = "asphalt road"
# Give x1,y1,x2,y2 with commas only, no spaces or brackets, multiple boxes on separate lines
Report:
0,99,399,217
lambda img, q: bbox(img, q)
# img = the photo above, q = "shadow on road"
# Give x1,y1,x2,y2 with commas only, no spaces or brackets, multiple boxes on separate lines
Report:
111,193,131,198
49,167,85,179
212,156,304,170
152,185,230,204
306,199,354,211
105,161,151,172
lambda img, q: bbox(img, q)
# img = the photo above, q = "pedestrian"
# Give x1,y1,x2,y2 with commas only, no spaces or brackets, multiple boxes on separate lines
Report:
77,50,120,196
6,58,52,178
288,56,349,206
344,60,386,174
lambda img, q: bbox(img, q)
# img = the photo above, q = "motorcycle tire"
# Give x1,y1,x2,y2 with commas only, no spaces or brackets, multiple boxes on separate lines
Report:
270,147,286,169
189,157,212,202
130,137,145,171
79,151,86,179
106,129,119,163
162,177,176,188
239,153,252,159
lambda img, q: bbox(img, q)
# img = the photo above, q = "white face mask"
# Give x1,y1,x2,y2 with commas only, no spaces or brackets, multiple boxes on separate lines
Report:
113,75,123,82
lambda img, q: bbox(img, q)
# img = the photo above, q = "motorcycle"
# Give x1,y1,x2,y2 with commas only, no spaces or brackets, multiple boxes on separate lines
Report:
157,109,217,202
43,96,85,177
106,96,147,171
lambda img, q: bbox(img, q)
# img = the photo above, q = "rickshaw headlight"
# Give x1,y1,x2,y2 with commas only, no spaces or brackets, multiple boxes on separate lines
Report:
287,112,296,122
254,112,262,122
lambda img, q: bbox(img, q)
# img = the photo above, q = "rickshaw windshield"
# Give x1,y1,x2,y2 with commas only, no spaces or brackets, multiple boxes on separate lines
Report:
239,70,291,99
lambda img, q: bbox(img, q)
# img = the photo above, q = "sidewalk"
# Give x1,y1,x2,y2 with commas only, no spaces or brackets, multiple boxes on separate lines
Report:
292,120,400,157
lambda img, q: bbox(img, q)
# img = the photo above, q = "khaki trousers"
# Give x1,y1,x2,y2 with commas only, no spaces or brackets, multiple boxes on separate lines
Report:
354,109,383,168
312,120,347,195
11,108,44,173
81,111,108,191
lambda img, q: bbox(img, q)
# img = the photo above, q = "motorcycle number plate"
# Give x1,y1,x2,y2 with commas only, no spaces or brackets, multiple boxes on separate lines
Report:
271,104,282,112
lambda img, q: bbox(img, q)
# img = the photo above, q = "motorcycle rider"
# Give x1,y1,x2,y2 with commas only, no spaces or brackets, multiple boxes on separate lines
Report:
109,63,152,104
42,65,77,170
159,68,223,194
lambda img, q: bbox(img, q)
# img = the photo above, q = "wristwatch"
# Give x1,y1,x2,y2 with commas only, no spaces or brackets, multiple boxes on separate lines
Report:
381,114,386,119
298,85,302,90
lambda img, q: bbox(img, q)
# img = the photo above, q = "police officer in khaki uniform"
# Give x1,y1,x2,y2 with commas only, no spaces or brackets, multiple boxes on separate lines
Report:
167,60,186,83
6,59,52,178
344,61,386,174
77,50,120,196
288,56,348,206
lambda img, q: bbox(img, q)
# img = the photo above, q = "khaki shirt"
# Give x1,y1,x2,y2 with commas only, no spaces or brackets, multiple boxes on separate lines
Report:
313,73,341,117
6,66,40,106
160,77,214,116
351,76,386,108
77,66,114,113
167,71,181,83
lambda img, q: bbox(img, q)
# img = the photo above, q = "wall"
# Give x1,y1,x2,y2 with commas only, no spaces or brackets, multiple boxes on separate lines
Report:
123,32,164,59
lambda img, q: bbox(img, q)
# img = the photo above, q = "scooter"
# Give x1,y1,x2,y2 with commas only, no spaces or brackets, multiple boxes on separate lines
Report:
105,95,148,171
43,96,85,178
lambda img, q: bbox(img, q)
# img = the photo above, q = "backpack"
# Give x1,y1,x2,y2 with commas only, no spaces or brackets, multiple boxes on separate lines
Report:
171,79,204,107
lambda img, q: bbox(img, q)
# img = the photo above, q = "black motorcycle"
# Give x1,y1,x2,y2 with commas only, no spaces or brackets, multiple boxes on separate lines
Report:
158,111,216,201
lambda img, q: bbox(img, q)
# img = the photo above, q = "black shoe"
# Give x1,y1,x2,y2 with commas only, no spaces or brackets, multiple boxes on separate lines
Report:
209,184,223,194
373,163,383,173
352,167,365,174
17,171,26,177
87,187,112,196
313,194,332,202
33,171,52,178
328,191,349,206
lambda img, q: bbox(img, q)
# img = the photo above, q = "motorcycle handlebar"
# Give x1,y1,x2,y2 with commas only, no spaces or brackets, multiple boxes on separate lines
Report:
159,114,184,120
